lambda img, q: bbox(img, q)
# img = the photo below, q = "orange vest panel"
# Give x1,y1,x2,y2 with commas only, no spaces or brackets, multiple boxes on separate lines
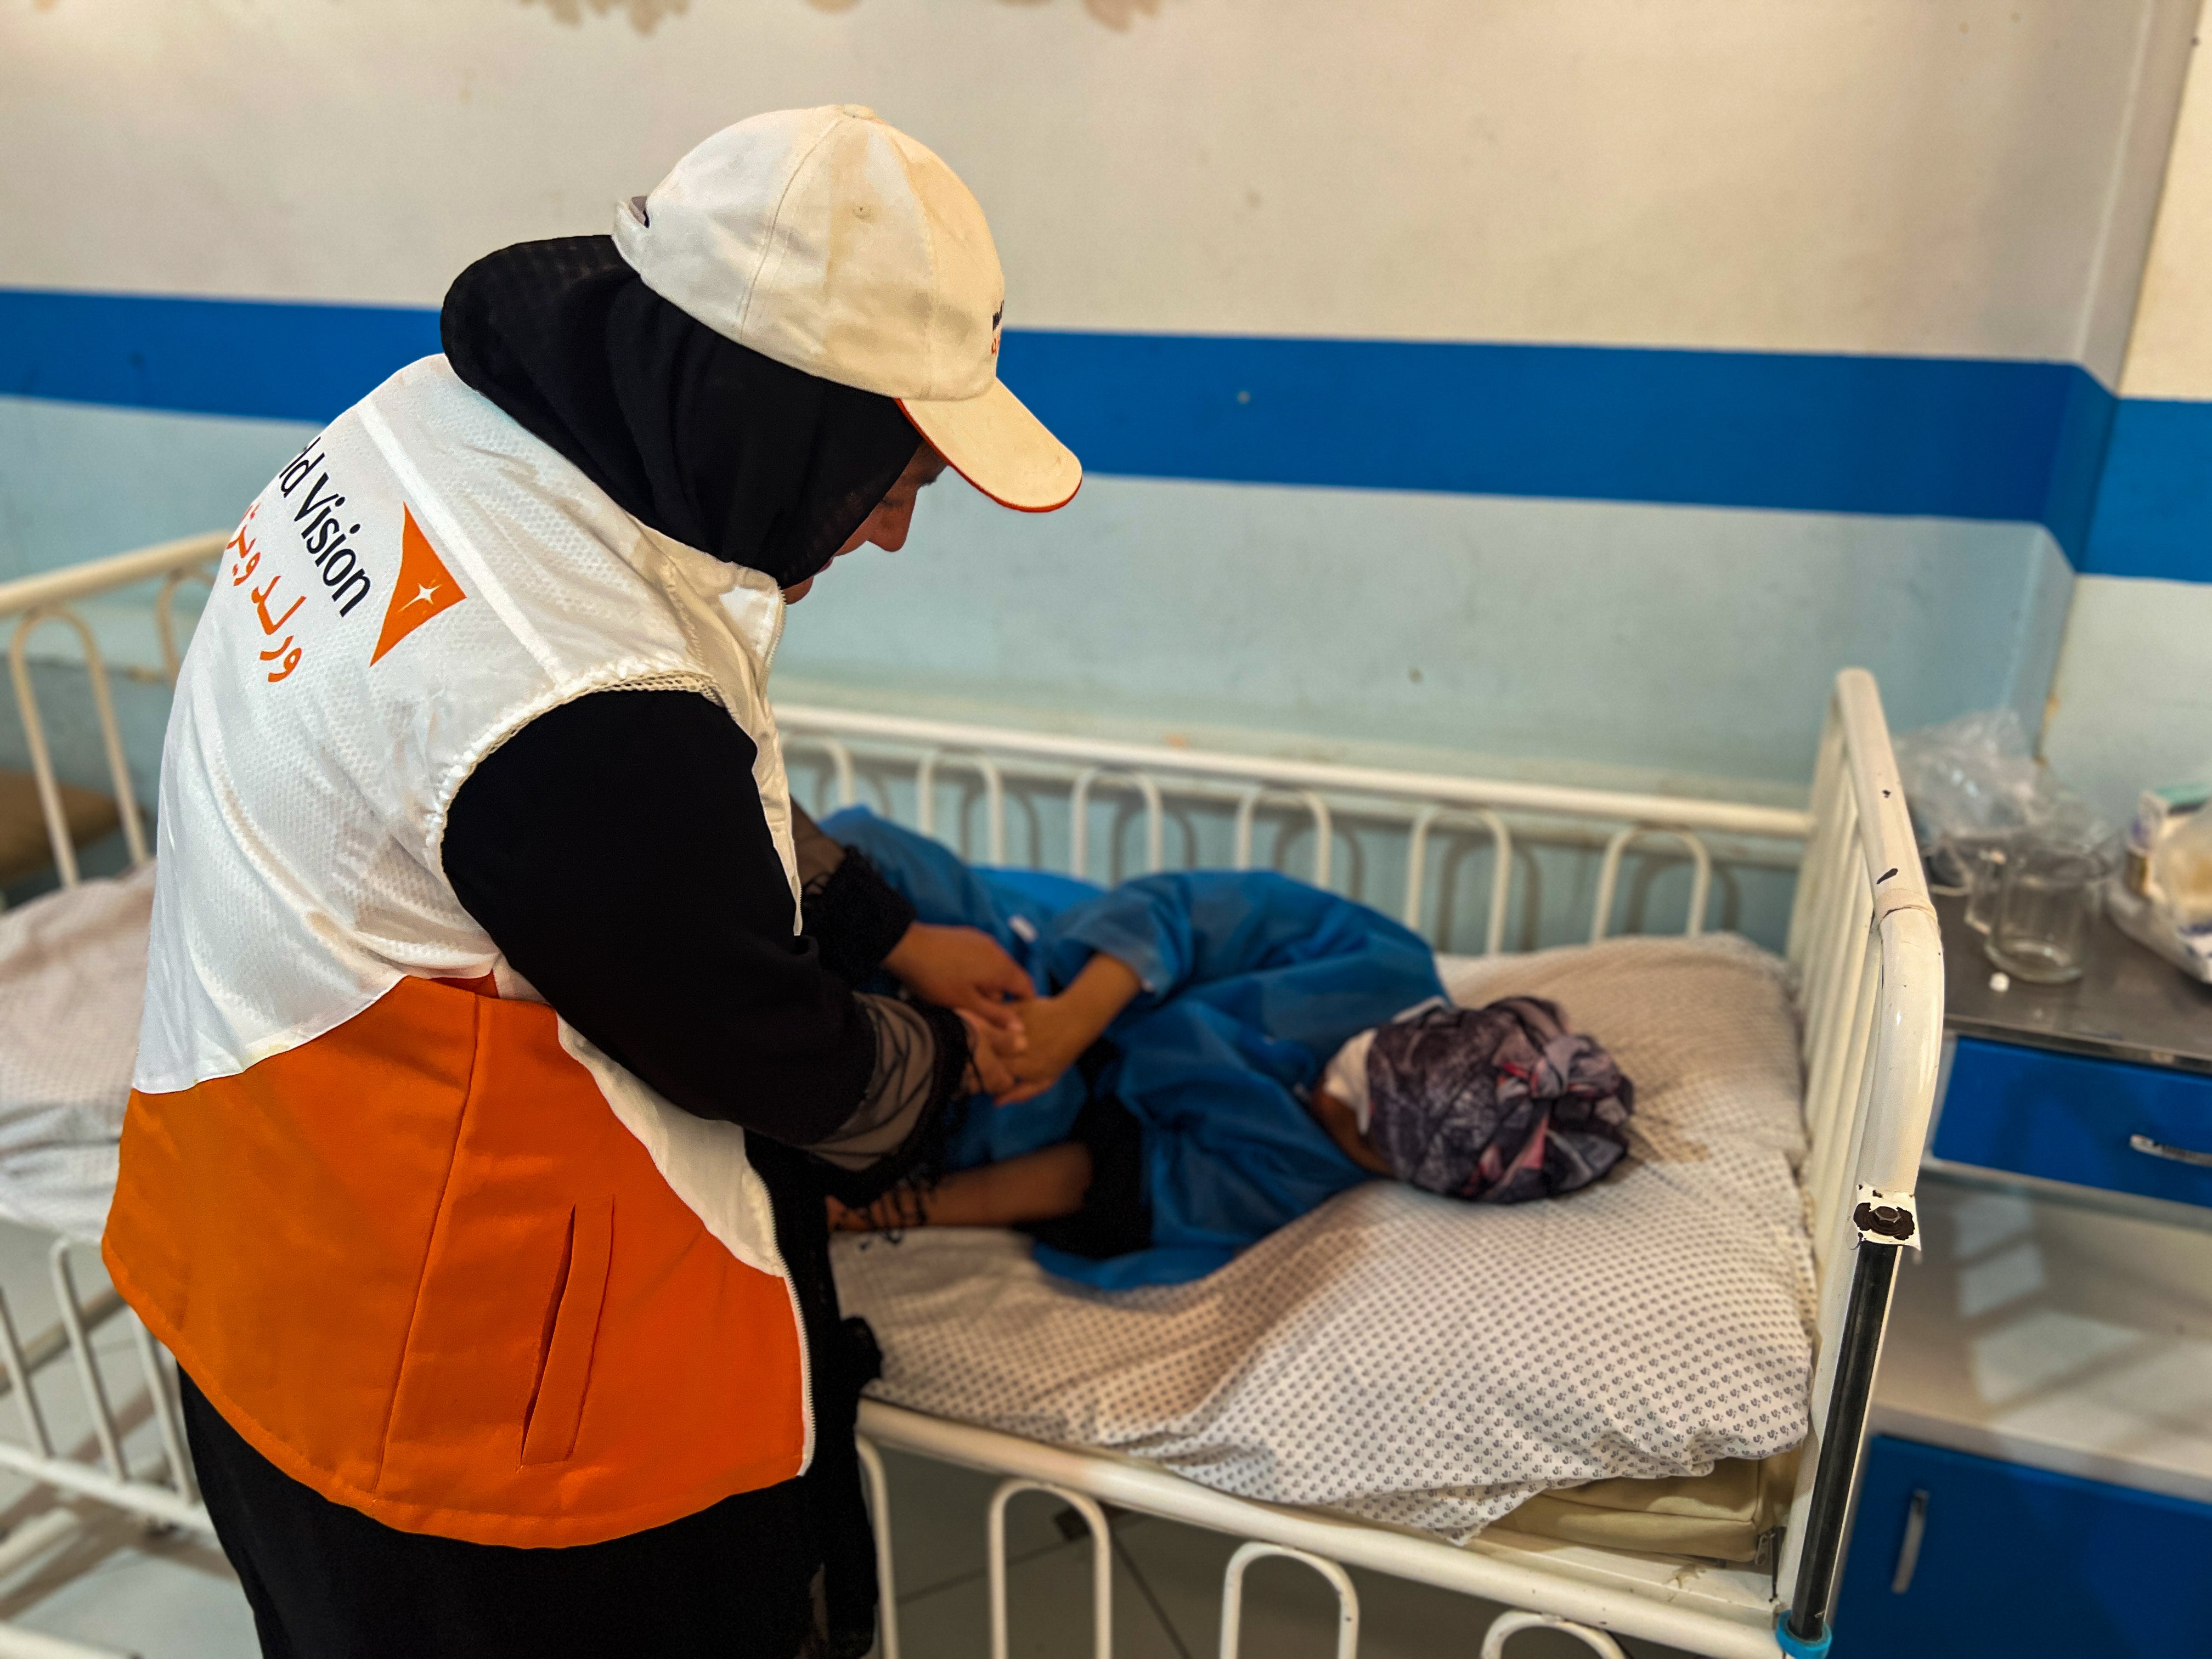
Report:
104,977,808,1548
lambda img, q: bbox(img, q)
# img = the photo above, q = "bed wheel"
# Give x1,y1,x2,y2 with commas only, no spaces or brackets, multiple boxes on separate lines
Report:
1479,1607,1629,1659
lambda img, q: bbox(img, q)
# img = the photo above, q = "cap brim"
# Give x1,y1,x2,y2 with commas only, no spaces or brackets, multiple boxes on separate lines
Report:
899,379,1081,513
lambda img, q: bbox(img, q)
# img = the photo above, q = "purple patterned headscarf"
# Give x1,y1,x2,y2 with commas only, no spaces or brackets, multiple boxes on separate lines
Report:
1364,996,1634,1203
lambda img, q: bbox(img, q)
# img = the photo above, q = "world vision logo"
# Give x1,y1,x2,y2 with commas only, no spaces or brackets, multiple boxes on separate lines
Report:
371,507,467,665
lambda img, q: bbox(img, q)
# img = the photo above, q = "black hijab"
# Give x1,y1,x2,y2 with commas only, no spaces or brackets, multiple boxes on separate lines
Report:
440,236,922,589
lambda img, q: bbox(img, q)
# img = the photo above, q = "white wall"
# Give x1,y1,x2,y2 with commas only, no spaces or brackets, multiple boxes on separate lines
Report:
2044,576,2212,814
2046,29,2212,821
1,0,2187,371
2119,29,2212,401
2,0,2199,801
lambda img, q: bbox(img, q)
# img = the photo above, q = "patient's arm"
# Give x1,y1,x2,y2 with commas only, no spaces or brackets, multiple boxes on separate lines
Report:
995,953,1144,1104
826,953,1139,1233
827,1142,1093,1232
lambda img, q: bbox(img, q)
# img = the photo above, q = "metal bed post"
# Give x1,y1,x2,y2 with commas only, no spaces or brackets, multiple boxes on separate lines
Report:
783,735,857,814
1589,826,1712,943
1773,670,1943,1657
986,1479,1112,1659
8,611,150,887
1218,1541,1360,1658
1401,804,1513,955
1778,1241,1900,1654
913,749,1008,864
1069,769,1165,880
1231,785,1335,887
853,1435,899,1659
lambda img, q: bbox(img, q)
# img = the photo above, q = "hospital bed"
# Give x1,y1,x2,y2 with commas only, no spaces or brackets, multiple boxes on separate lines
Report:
0,535,219,1659
0,533,1939,1659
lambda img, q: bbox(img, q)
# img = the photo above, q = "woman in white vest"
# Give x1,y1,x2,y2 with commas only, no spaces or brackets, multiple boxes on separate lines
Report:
103,106,1081,1658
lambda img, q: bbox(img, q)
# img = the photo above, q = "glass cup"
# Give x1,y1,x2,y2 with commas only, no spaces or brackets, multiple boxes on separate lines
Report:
1984,843,2099,984
1960,838,2012,935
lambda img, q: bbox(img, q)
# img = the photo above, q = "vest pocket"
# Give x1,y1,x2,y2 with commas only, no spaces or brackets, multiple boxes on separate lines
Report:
521,1195,612,1466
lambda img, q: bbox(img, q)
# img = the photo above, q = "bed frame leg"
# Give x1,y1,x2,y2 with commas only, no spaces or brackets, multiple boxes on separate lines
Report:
854,1435,898,1659
46,1244,124,1480
1217,1541,1359,1659
1779,1240,1902,1657
1479,1608,1627,1658
986,1479,1111,1659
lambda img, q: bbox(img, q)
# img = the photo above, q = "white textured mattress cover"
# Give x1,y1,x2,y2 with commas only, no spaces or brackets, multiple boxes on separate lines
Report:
834,932,1818,1539
0,868,153,1245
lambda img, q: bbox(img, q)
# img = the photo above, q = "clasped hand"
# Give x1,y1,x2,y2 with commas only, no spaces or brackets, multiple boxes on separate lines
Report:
883,922,1032,1096
885,923,1142,1105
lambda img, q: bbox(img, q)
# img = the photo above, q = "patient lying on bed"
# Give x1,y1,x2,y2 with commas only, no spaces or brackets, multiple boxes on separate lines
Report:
820,811,1634,1288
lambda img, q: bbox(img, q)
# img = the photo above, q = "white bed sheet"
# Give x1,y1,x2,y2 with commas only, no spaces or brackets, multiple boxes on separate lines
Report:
0,867,153,1245
834,932,1818,1540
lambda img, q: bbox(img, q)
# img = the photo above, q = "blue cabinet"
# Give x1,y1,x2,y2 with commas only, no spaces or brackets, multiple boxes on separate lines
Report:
1934,1037,2212,1209
1833,1436,2212,1657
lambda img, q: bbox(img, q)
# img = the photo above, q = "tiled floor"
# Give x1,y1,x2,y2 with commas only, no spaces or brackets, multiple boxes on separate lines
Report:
0,1222,1699,1658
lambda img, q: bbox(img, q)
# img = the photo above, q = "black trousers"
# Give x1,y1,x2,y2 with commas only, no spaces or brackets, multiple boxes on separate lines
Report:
179,1372,823,1659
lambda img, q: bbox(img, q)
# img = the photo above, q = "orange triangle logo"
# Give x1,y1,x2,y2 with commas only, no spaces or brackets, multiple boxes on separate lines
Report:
373,506,467,666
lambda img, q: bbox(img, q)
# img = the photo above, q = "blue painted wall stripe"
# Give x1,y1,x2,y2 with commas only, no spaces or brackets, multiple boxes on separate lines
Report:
2080,397,2212,582
1004,329,2107,556
0,285,2159,571
1,289,441,425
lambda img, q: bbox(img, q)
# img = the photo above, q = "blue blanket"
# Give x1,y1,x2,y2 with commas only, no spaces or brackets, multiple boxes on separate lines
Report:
822,810,1444,1286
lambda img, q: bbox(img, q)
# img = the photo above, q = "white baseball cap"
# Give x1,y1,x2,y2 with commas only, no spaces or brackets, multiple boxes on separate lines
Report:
613,105,1081,513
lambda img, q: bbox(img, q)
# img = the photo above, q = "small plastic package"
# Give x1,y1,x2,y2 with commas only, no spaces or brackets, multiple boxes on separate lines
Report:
1892,710,2113,891
1893,710,2130,985
2108,784,2212,981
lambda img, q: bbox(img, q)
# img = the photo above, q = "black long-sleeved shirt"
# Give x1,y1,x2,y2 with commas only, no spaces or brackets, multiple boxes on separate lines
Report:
440,687,963,1203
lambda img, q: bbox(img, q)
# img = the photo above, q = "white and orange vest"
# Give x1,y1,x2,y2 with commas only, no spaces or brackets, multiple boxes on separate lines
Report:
104,356,817,1548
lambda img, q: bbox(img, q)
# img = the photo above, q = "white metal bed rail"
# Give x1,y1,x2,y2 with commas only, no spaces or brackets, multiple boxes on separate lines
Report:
778,705,1811,955
779,704,1813,840
0,534,223,896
